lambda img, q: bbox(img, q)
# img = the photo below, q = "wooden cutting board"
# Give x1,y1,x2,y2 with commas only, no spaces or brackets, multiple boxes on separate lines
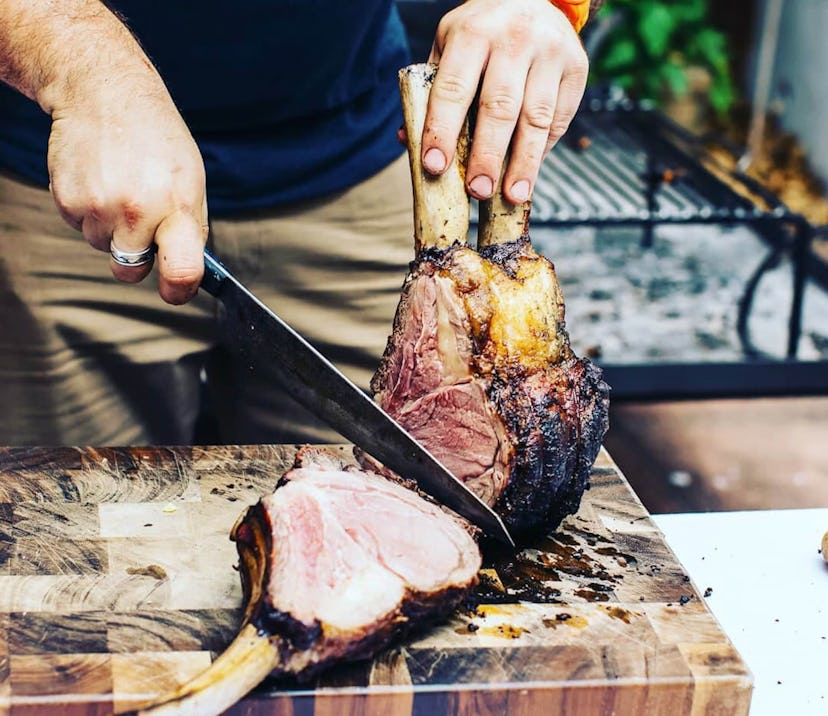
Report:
0,444,751,715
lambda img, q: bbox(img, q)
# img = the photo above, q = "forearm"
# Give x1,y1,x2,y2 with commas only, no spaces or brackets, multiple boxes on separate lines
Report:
0,1,207,305
0,0,162,114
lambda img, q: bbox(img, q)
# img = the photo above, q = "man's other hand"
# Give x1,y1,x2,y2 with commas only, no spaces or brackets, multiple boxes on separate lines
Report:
424,0,589,205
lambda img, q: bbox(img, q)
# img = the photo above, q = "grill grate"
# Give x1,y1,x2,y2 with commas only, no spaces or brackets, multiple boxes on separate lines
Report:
473,100,799,228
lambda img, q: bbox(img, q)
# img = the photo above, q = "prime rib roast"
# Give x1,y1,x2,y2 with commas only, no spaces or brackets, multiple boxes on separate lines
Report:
372,64,610,536
138,63,608,715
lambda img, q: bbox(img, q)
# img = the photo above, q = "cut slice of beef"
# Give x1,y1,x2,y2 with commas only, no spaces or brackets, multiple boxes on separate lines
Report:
238,447,481,677
375,64,610,537
137,447,481,716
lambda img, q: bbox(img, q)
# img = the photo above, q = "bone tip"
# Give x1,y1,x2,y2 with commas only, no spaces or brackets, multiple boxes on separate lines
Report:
399,63,438,86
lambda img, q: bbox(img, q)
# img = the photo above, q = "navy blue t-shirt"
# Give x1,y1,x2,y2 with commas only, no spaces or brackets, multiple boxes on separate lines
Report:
0,1,410,215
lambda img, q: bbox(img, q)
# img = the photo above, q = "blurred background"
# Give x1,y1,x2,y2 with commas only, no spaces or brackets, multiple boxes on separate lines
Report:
398,0,828,514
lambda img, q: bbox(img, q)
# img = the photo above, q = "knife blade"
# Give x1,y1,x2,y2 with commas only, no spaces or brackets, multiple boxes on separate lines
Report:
200,249,513,545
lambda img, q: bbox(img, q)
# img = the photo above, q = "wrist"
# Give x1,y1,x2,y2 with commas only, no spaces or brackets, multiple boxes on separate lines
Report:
36,22,163,116
39,66,169,127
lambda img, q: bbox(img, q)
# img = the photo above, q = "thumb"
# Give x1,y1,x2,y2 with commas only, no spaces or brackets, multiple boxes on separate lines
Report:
154,209,205,305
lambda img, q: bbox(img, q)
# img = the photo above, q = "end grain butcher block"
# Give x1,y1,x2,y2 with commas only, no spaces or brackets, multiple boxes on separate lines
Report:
0,445,751,715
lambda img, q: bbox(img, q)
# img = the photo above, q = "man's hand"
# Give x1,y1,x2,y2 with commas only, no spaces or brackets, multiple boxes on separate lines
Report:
424,0,589,205
0,1,207,304
47,79,208,305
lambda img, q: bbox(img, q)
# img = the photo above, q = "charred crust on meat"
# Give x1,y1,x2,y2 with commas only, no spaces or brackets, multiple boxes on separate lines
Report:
254,608,322,651
231,502,272,626
477,235,533,279
492,358,610,536
414,242,460,269
259,584,472,682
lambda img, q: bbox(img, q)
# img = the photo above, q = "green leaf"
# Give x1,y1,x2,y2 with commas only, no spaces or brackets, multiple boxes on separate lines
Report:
637,2,678,58
661,62,689,97
597,37,639,71
672,0,707,24
689,28,729,73
590,0,736,114
641,72,664,102
709,74,736,115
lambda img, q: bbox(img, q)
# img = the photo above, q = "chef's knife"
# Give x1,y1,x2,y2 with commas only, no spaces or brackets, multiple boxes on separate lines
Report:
200,249,513,545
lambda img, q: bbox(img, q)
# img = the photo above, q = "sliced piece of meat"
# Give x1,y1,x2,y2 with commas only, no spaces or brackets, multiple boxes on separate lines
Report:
244,446,481,675
138,447,481,716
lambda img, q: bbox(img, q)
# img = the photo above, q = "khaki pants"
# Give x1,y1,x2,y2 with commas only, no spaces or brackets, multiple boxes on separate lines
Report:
0,154,414,446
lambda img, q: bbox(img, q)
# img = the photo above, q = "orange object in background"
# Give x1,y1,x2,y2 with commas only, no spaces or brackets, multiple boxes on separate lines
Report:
549,0,590,32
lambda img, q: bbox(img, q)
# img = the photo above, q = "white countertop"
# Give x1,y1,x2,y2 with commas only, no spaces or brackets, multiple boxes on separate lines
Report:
654,508,828,716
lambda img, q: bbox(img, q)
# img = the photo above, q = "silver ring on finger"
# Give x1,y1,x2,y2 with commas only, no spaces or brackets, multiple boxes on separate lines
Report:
110,243,156,267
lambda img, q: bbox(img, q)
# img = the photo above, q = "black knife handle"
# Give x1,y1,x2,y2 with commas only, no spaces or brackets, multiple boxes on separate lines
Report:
201,249,229,297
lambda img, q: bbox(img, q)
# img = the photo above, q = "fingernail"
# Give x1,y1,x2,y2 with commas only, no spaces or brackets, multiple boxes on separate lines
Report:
510,180,531,203
469,175,494,199
423,148,447,173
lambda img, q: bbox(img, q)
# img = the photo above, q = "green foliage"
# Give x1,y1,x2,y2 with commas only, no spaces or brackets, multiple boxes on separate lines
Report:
589,0,736,116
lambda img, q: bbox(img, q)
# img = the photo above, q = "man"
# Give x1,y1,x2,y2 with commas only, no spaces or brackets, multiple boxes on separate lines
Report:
0,0,592,446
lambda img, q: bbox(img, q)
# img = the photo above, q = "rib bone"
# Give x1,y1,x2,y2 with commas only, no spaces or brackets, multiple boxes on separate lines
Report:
477,160,531,247
399,63,470,251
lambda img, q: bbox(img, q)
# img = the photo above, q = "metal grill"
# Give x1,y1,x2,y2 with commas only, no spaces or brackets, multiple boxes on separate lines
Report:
470,100,826,398
467,99,802,228
541,105,773,224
